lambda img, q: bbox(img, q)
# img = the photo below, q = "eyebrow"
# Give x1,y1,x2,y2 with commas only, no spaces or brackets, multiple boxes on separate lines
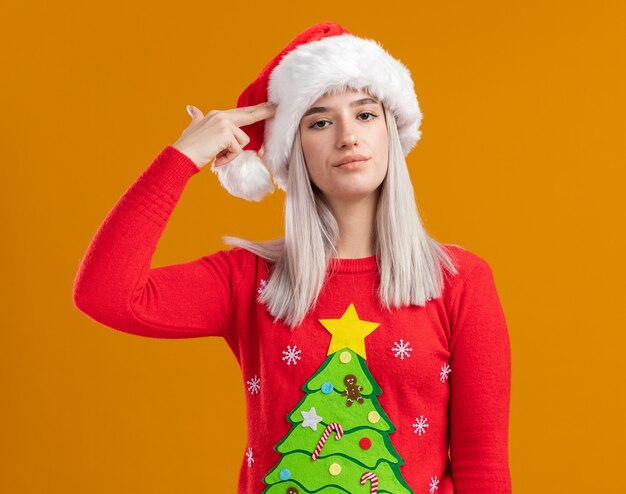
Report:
302,97,380,118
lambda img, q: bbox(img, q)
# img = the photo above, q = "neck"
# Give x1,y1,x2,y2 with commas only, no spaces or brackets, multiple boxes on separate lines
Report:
328,191,379,259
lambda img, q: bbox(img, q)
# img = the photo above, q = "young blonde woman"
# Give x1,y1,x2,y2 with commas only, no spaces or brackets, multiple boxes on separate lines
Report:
74,21,511,494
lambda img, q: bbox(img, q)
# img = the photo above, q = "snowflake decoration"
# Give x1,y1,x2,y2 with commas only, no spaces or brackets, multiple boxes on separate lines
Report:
429,476,439,492
282,345,302,365
247,375,260,395
391,339,413,360
245,447,254,467
257,278,267,295
412,415,430,436
439,363,451,382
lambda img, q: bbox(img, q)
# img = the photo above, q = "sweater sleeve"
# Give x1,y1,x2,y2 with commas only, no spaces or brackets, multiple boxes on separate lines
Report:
447,259,512,493
72,145,236,339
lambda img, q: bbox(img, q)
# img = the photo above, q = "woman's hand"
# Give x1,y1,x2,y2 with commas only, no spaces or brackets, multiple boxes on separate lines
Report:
172,102,277,169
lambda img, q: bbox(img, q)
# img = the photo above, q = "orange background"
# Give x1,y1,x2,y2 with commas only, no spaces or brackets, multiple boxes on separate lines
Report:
2,1,624,492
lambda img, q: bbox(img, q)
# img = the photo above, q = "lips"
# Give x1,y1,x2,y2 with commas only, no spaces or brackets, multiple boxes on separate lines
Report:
334,154,369,167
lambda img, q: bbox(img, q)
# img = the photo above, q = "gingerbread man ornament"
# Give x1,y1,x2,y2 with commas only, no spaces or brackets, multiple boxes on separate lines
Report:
341,374,365,407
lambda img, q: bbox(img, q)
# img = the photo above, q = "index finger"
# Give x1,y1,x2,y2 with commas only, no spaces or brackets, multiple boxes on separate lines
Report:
222,102,277,128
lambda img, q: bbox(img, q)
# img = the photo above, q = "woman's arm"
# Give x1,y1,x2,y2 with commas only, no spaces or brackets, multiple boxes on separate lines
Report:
447,259,512,493
72,145,236,339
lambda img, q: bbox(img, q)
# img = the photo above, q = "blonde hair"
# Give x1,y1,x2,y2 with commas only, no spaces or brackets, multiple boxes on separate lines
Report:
223,101,459,330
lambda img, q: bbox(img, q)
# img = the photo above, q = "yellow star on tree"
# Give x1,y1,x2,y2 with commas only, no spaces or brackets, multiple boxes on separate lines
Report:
319,302,380,359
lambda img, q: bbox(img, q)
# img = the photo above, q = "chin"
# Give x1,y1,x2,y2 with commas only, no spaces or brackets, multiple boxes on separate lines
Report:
329,187,381,201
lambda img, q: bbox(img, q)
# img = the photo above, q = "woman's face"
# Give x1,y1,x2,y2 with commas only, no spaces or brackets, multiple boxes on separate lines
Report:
298,88,389,203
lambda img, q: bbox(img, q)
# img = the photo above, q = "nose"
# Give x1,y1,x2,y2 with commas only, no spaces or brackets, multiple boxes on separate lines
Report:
336,115,359,149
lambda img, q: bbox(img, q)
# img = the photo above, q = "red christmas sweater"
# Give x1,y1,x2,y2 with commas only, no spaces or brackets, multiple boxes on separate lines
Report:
73,144,512,494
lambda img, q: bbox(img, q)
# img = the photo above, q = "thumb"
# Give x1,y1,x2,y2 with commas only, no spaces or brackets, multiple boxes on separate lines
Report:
186,105,204,121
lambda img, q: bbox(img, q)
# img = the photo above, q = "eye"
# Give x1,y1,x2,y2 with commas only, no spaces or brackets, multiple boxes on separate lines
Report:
358,111,377,121
310,120,330,129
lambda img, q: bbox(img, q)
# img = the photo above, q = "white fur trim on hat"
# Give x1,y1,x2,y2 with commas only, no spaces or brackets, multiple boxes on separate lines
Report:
262,33,422,193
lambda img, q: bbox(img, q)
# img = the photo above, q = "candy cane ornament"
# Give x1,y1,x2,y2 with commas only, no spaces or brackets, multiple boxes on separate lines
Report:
360,471,379,494
311,422,344,461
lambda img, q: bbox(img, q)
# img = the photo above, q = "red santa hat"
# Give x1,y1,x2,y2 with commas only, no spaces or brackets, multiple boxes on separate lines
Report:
211,21,423,201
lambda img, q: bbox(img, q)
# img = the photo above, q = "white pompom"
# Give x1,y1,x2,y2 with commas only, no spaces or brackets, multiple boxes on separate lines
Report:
210,150,275,202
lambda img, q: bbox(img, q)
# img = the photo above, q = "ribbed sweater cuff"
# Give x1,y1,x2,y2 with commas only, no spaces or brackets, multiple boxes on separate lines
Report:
137,144,201,194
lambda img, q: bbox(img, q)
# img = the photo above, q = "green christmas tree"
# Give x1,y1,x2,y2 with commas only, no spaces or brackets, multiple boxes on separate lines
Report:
262,303,414,494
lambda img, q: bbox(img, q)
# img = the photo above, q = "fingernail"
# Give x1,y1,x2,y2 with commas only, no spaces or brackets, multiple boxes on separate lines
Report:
186,105,193,117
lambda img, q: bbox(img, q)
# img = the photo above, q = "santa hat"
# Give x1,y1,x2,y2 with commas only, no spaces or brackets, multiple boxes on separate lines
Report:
211,21,423,202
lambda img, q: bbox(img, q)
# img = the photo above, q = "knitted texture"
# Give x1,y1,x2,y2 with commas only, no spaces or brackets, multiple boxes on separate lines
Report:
73,145,512,494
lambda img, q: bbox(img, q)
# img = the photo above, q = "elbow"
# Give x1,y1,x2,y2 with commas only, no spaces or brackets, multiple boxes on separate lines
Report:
72,275,102,323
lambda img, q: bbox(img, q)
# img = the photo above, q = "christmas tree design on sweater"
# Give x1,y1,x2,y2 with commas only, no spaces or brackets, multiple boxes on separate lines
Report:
262,303,414,494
